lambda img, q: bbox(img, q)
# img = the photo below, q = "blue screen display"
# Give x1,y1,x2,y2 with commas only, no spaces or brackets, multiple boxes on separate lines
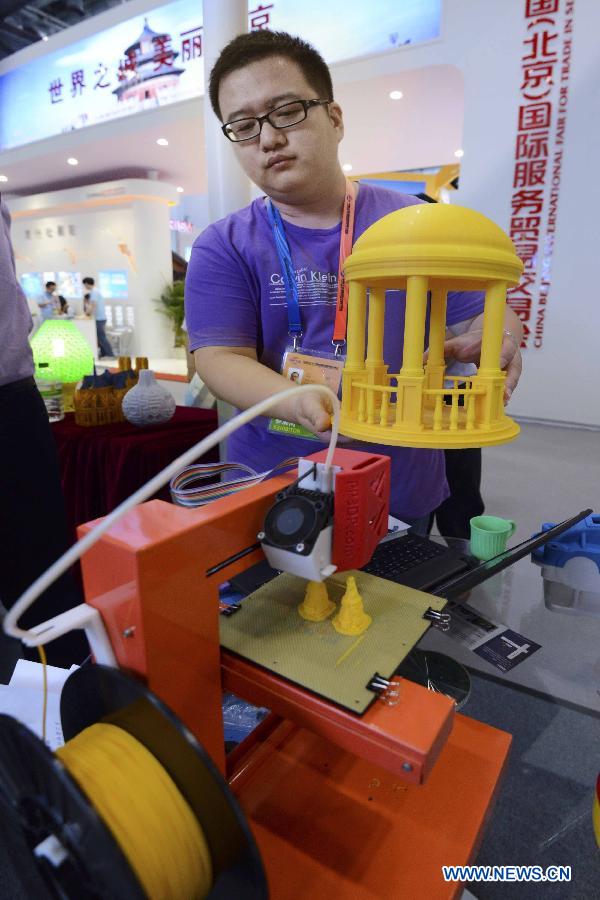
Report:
20,272,43,298
98,270,128,299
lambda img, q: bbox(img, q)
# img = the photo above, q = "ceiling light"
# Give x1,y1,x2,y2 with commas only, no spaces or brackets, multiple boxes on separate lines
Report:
389,90,403,100
67,157,79,166
0,175,8,182
42,35,48,42
176,186,184,193
156,138,169,147
342,164,353,172
454,149,464,158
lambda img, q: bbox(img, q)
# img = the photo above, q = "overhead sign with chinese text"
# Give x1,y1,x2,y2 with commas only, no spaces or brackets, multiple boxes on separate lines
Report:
0,0,440,151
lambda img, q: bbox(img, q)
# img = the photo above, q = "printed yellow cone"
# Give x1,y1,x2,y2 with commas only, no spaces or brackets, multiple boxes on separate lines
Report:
298,580,336,621
332,576,372,635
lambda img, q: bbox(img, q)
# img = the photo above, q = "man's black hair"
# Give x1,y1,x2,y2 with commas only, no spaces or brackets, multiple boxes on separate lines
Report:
45,281,56,289
82,277,95,286
209,30,333,121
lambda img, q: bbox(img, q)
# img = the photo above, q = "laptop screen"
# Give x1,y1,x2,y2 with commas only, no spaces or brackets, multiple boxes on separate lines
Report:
431,509,593,600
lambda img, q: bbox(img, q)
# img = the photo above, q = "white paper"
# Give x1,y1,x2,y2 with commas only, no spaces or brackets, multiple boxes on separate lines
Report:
9,658,76,695
0,684,64,751
381,515,410,543
0,660,79,752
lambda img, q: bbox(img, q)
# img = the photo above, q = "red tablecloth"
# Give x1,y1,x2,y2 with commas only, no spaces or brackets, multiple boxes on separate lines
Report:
51,406,219,535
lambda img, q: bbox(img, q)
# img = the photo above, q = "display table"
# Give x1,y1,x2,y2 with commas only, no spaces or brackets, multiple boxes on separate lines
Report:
51,406,218,535
419,536,600,713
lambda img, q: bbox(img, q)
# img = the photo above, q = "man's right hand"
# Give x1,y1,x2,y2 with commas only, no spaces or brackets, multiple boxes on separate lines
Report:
290,391,333,440
195,345,345,440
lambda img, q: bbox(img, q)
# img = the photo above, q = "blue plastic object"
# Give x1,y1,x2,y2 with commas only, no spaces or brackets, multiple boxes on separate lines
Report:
222,693,268,745
532,513,600,573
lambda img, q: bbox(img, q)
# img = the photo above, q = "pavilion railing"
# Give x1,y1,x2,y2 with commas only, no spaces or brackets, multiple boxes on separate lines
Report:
350,374,489,433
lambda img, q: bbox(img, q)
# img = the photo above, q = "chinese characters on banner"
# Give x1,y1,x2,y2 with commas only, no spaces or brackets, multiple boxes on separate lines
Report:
508,0,575,350
48,4,274,103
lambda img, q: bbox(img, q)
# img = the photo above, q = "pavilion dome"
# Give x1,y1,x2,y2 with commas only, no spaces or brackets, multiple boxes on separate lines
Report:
345,203,523,285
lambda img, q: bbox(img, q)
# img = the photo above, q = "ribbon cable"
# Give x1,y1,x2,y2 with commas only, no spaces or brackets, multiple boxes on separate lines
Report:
170,457,299,508
266,179,357,350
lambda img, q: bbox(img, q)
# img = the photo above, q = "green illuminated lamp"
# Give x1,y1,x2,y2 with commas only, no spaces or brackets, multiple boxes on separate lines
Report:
30,319,95,411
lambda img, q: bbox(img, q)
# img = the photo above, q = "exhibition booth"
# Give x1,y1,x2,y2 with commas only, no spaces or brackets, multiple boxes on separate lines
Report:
1,0,599,897
9,178,179,359
1,0,596,426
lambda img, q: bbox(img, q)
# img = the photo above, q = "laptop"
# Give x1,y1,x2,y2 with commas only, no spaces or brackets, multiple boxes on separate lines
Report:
361,531,470,591
227,509,592,599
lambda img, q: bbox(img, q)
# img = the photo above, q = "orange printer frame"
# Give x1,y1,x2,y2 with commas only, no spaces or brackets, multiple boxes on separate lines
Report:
79,473,511,898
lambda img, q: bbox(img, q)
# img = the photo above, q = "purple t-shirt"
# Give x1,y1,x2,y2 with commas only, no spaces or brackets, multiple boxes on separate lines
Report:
186,184,484,518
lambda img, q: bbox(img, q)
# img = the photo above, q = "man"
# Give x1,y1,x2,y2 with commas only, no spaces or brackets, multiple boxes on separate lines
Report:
0,196,88,667
83,275,114,358
186,30,523,529
38,279,58,321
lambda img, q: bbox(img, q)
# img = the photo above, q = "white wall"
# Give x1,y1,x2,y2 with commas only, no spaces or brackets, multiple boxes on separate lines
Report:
9,178,178,357
169,192,210,259
331,0,600,426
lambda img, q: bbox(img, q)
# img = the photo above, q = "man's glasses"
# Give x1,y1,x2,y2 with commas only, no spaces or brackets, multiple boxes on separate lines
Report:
222,98,332,142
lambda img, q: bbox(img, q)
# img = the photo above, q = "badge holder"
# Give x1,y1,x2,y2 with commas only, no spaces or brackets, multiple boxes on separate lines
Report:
268,340,345,440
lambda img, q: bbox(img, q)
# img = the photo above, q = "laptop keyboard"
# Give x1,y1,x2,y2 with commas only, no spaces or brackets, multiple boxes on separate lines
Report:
362,533,447,580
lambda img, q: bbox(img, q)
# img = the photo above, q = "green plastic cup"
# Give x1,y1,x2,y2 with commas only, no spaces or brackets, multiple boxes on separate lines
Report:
469,515,517,561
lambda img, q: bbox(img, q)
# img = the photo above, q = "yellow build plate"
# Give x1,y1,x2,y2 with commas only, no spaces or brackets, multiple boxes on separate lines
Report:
220,570,446,714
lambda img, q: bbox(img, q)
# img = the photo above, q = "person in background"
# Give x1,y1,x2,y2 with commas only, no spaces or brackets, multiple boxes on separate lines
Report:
83,276,114,359
185,30,523,532
426,354,485,539
0,196,88,668
37,280,58,321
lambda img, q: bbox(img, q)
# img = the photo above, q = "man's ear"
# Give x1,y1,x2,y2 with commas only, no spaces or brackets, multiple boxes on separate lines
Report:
329,101,344,141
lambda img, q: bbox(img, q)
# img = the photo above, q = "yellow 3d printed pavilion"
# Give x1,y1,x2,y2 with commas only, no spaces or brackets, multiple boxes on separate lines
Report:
340,203,524,449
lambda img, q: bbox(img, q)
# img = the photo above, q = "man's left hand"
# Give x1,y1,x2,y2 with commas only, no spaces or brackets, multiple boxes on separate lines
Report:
440,329,522,404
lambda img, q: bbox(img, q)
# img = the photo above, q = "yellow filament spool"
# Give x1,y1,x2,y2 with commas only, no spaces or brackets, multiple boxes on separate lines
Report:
57,722,212,899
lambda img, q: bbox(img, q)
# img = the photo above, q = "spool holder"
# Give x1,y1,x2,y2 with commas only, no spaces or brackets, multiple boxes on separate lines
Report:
0,665,267,900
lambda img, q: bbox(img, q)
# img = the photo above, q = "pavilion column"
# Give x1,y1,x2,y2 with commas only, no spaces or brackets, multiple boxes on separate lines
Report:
478,282,507,374
425,287,447,391
345,282,367,370
341,281,367,419
397,275,428,429
400,276,428,376
476,281,508,424
364,286,388,423
366,287,385,368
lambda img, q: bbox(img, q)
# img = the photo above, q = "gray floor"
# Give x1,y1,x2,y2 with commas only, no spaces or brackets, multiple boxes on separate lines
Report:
479,419,599,544
465,674,599,899
1,422,599,897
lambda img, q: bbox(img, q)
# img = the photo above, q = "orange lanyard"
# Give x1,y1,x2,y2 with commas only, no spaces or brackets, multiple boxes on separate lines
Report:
332,178,357,350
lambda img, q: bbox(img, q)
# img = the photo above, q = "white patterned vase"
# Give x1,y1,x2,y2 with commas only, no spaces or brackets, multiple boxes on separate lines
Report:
122,369,176,427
